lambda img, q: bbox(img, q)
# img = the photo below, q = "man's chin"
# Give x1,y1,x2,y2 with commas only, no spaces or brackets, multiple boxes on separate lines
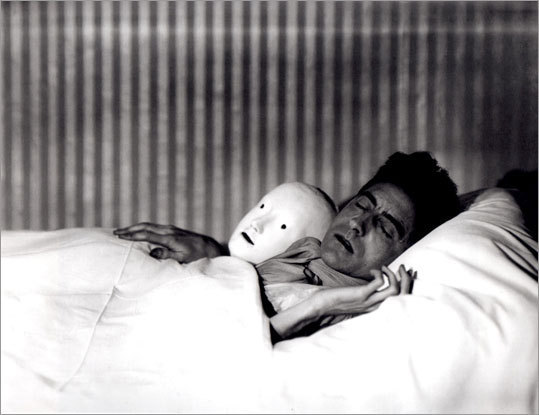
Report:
321,248,347,272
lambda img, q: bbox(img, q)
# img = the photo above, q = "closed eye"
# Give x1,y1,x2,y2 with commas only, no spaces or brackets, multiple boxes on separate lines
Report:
355,202,367,210
375,217,394,239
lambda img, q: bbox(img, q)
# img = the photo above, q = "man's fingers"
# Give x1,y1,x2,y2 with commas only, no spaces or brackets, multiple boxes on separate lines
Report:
116,229,173,247
114,222,180,236
399,265,412,295
365,270,386,295
381,265,400,295
114,222,153,234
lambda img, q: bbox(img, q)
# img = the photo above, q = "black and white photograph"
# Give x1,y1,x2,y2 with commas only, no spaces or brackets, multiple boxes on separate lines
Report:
1,0,537,413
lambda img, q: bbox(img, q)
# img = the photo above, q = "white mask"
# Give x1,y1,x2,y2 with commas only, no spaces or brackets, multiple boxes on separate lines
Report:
228,182,336,264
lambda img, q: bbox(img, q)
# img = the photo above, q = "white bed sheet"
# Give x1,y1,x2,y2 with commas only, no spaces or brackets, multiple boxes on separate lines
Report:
1,188,537,413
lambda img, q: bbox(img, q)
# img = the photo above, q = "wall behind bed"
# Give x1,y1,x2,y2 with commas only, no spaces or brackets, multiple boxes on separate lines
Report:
2,0,537,242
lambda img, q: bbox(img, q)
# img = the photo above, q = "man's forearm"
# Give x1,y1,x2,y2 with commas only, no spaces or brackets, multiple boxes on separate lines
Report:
269,294,325,340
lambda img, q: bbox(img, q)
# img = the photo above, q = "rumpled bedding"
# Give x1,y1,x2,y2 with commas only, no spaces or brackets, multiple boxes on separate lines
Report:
1,188,537,413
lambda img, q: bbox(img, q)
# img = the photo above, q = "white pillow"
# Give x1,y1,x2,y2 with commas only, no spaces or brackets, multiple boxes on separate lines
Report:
271,188,538,413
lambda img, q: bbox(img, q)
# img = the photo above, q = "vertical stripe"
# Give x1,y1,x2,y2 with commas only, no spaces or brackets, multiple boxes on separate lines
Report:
101,1,114,226
425,3,437,152
2,2,13,228
93,1,103,225
331,1,343,202
359,2,373,182
192,0,207,232
111,1,122,225
222,0,234,238
230,0,245,233
212,0,225,238
203,1,214,234
471,3,485,189
242,0,255,211
448,2,467,189
138,1,151,222
47,1,59,229
148,1,159,221
185,0,195,228
39,2,50,228
166,1,177,225
506,3,524,170
387,2,399,155
265,1,279,192
396,2,411,151
369,3,381,163
302,0,316,185
257,1,268,195
17,3,32,228
21,2,32,228
276,0,288,185
284,0,297,184
29,2,41,228
313,2,325,187
247,0,261,209
349,1,362,192
407,2,418,153
56,1,66,228
415,2,428,150
82,0,95,226
320,1,335,196
481,3,495,185
174,1,188,228
129,1,140,224
462,2,476,190
63,1,77,227
118,0,132,226
434,3,447,161
294,0,305,183
74,2,85,226
338,0,354,200
489,4,507,181
156,0,170,224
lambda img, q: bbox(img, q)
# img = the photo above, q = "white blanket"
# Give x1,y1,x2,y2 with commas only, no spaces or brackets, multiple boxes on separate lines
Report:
1,189,537,413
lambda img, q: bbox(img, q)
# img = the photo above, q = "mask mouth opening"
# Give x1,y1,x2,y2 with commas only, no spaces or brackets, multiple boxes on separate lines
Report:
335,233,353,253
241,232,254,245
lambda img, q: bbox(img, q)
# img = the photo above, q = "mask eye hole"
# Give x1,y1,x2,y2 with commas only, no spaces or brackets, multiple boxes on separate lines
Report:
260,204,264,209
281,224,287,229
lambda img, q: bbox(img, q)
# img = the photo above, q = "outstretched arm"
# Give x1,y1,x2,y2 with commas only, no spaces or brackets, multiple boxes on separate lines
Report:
270,265,414,342
114,223,228,264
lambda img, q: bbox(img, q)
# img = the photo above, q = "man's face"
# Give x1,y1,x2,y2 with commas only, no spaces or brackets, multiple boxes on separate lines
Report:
228,183,334,264
321,183,416,278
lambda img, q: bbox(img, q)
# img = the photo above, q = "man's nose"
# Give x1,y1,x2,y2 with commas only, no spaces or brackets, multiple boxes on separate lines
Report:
347,216,368,238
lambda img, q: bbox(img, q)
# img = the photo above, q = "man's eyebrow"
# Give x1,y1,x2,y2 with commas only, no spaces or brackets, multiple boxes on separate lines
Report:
362,191,377,206
363,191,405,239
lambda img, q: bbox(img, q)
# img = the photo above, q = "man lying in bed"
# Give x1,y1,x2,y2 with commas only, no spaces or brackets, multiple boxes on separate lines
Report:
115,151,461,341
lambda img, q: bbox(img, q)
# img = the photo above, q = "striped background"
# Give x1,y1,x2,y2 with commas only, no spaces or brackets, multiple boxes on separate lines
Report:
2,1,537,242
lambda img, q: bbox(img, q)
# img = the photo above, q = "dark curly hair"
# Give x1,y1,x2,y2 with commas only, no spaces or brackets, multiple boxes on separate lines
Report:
360,151,461,243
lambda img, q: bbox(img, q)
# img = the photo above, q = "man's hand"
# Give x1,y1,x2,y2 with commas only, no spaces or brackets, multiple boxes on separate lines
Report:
113,223,225,264
315,265,415,316
270,265,415,341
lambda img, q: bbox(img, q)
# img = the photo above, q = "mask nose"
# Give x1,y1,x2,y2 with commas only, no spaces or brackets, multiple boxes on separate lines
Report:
250,219,263,234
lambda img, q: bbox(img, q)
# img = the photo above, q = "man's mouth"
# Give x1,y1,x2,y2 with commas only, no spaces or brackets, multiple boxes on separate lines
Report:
334,233,353,253
242,232,254,245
